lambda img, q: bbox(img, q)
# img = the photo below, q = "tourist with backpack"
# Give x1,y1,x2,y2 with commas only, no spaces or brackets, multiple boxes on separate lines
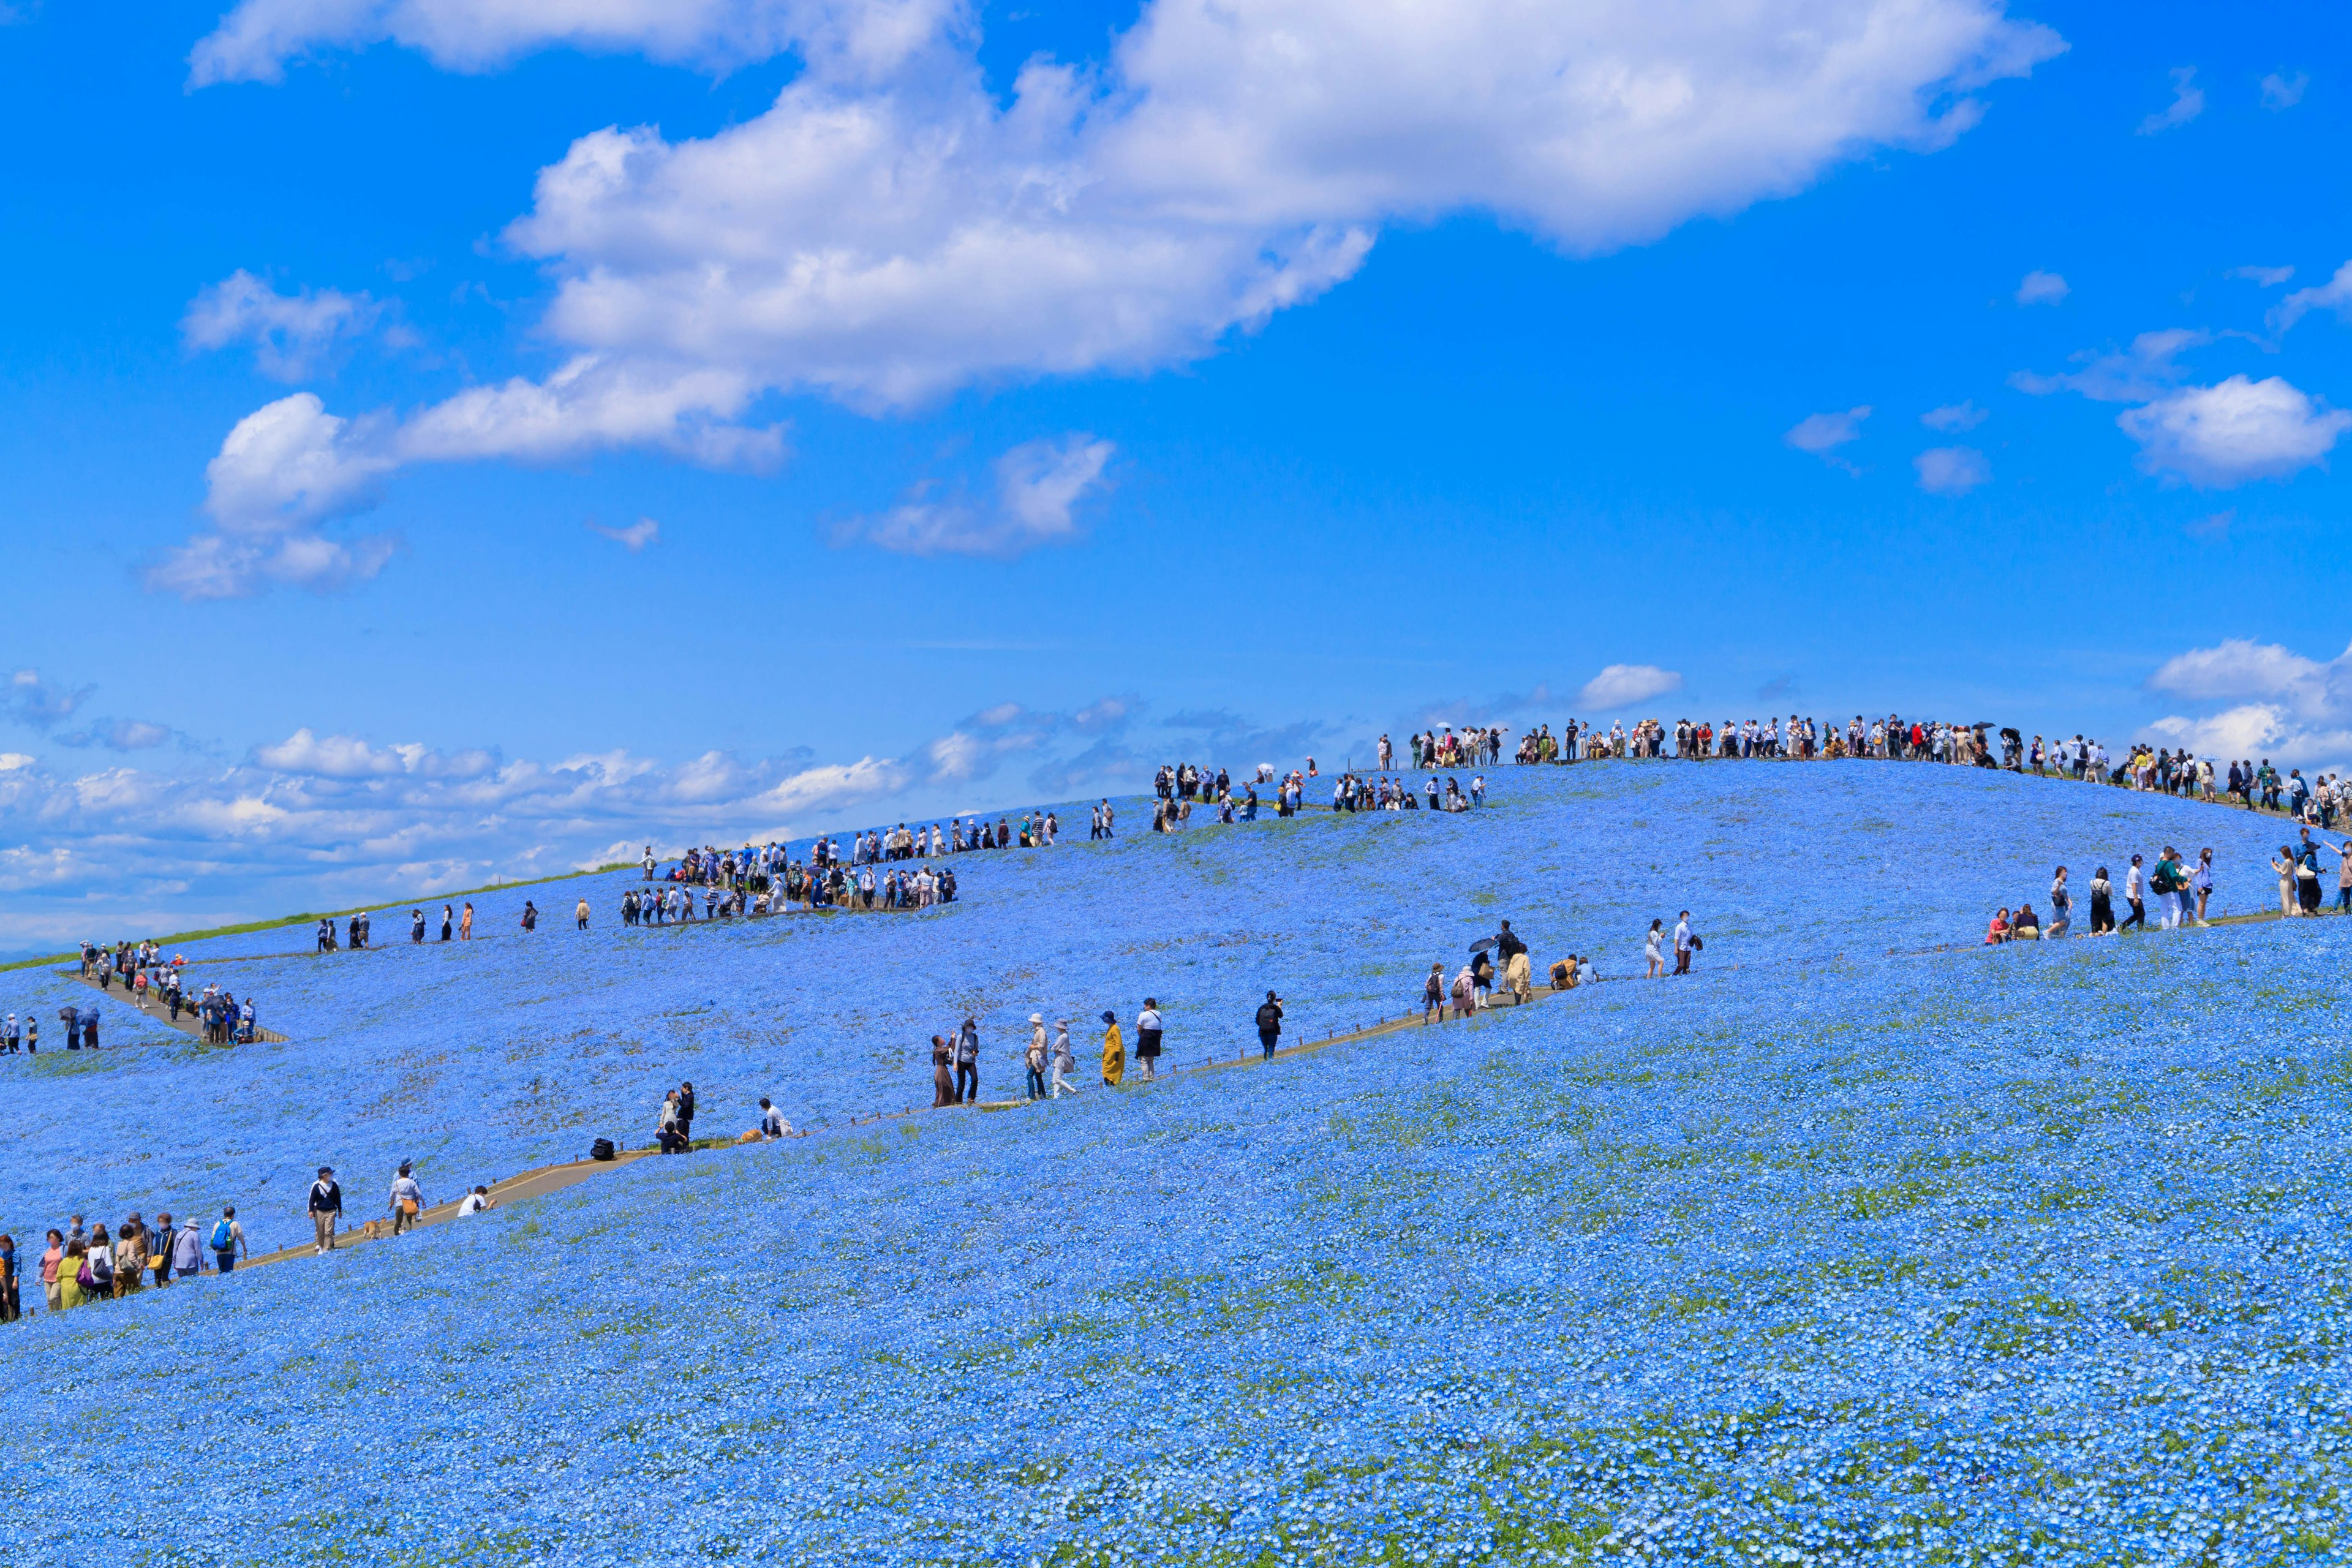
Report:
1255,992,1283,1060
389,1164,424,1235
309,1167,343,1253
210,1207,246,1273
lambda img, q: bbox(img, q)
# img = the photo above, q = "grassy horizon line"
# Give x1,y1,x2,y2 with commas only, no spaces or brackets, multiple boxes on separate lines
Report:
0,861,639,974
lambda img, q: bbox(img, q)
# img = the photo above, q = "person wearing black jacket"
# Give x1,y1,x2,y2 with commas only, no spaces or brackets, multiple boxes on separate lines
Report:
1254,992,1284,1060
1494,921,1531,1003
308,1166,343,1253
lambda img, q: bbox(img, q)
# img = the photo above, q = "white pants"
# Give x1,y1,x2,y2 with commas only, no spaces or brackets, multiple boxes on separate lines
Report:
1050,1065,1077,1098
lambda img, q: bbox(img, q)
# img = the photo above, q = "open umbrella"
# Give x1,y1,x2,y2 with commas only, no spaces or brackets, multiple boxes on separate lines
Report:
1469,936,1499,954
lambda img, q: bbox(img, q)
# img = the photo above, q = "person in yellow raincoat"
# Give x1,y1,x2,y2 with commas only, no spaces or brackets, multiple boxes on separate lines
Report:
1099,1009,1125,1087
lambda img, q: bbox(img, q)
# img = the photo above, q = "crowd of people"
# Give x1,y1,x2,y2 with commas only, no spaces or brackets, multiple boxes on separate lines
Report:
1988,828,2352,943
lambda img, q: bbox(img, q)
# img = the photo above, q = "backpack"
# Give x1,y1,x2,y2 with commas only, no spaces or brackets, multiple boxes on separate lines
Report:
209,1219,233,1252
590,1137,616,1162
89,1250,113,1286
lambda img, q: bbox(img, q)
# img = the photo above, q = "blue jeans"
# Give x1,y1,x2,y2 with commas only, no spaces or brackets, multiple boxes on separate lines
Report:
214,1252,235,1274
1025,1068,1046,1100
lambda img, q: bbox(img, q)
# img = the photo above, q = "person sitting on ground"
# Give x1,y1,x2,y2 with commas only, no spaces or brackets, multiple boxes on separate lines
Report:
2011,902,2040,940
1551,956,1579,990
1986,907,2011,944
756,1097,790,1138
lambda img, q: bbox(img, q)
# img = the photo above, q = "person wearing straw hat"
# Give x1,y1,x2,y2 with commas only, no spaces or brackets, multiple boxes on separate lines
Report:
1025,1016,1049,1101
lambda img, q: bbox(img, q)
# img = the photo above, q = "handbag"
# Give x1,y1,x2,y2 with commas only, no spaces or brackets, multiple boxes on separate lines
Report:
399,1197,420,1216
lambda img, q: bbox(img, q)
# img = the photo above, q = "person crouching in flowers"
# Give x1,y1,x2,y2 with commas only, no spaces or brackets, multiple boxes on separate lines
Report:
1985,908,2010,944
1099,1010,1125,1088
2010,902,2040,940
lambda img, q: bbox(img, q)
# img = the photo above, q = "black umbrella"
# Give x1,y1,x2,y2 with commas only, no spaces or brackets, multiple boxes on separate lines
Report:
1469,936,1498,954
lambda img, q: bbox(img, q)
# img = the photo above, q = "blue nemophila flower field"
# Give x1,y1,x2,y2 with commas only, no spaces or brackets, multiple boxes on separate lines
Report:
1,762,2343,1566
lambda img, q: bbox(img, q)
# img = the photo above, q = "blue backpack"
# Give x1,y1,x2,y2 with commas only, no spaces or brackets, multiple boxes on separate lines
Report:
209,1219,233,1252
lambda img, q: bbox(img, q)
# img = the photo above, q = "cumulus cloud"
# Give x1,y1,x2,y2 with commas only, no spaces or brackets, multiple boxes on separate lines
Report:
190,0,952,84
1914,445,1990,494
1921,400,1987,431
1577,664,1683,710
845,435,1115,557
2136,66,2203,135
2014,270,2068,306
183,270,379,380
2271,261,2352,335
176,2,2058,540
2117,375,2352,488
589,517,662,552
2260,71,2308,111
2144,636,2352,768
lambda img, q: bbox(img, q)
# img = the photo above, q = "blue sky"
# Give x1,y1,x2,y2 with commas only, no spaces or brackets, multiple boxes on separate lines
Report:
4,0,2351,945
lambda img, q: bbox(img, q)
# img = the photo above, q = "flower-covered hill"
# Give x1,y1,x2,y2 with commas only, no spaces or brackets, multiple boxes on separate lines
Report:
0,761,2305,1239
3,872,2349,1566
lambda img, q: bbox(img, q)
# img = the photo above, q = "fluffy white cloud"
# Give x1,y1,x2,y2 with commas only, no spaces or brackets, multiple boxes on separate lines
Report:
189,0,954,84
2260,71,2308,111
496,1,2054,417
847,435,1115,557
1914,445,1990,494
175,1,2057,551
1577,664,1683,710
2117,375,2352,488
1921,399,1987,431
2271,260,2352,335
2015,269,2068,305
2136,66,2203,135
183,270,379,380
2144,637,2352,769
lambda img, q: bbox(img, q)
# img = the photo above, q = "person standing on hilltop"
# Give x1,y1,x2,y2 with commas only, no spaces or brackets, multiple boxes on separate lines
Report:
643,845,657,880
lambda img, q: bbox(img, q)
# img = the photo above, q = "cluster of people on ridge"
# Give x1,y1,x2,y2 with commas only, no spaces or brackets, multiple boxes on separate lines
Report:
1991,829,2352,943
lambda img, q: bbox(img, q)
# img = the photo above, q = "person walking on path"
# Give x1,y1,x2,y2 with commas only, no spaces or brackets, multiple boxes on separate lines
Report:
1135,1000,1164,1079
1422,963,1445,1022
389,1163,424,1236
209,1207,247,1273
1645,919,1664,979
2089,867,2116,934
170,1217,203,1279
461,902,475,940
1673,912,1694,975
0,1234,18,1322
2193,848,2215,925
1025,1015,1049,1101
309,1166,343,1253
2048,867,2073,938
1100,1010,1126,1087
1450,964,1475,1019
440,905,454,942
39,1230,63,1311
2119,856,2147,931
643,845,657,880
1255,991,1284,1060
676,1082,697,1140
149,1212,175,1287
2297,831,2326,915
1495,921,1531,1002
954,1020,981,1104
1050,1021,1078,1098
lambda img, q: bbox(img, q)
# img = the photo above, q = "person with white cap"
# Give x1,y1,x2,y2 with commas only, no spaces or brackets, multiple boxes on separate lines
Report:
1025,1015,1049,1101
307,1166,343,1253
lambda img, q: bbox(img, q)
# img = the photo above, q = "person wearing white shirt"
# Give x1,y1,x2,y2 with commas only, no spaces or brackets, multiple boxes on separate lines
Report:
2120,855,2147,930
456,1186,494,1216
1672,912,1694,975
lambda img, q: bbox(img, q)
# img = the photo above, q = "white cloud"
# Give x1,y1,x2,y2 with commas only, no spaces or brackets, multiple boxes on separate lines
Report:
589,517,662,551
2015,269,2068,306
1785,405,1871,469
2136,66,2203,135
189,0,954,85
2144,636,2352,769
501,0,2056,417
1921,399,1987,431
2271,260,2352,335
2117,375,2352,488
173,1,2059,537
845,434,1115,557
1577,664,1682,710
2,669,94,733
2228,264,2295,287
2260,71,2308,111
183,270,379,380
2011,328,2207,402
1914,445,1990,494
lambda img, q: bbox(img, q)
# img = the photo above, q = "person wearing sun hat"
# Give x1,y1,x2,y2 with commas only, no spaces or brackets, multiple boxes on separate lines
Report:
1025,1015,1049,1101
1099,1010,1125,1088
